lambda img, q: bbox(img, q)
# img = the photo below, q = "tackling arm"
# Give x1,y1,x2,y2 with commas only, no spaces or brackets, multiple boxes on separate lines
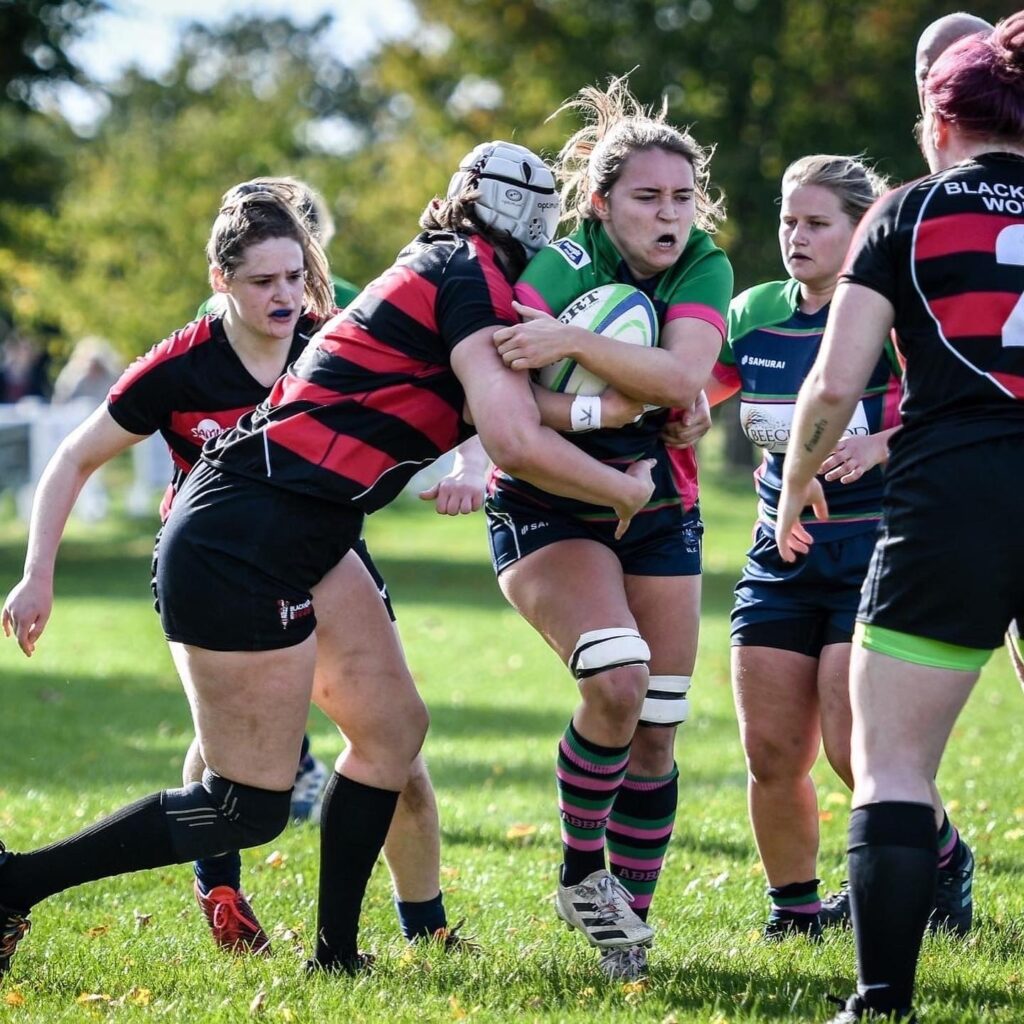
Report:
451,328,654,537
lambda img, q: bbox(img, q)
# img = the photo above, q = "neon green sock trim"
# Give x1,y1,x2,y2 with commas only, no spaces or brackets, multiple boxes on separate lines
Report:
855,622,993,671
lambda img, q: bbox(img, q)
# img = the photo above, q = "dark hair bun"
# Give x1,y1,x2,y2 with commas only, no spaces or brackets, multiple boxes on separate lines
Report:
994,11,1024,79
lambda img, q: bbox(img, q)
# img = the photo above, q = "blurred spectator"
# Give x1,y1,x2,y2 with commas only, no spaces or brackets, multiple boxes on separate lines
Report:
52,336,124,406
0,334,51,402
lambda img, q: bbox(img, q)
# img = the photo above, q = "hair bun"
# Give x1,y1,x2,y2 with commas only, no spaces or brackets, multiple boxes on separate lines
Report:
993,11,1024,76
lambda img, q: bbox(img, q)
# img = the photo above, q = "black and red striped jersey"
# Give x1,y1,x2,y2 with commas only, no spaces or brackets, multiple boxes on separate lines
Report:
107,314,315,519
201,230,518,512
843,152,1024,470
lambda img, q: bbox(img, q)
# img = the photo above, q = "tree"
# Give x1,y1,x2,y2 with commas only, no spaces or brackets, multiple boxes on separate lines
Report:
0,0,107,335
39,15,384,357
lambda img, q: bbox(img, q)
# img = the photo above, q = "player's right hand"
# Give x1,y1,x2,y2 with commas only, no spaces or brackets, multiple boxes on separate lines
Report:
614,458,656,540
1,576,53,657
599,387,646,429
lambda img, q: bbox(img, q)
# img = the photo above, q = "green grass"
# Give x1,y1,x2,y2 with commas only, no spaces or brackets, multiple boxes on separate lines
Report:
0,468,1022,1022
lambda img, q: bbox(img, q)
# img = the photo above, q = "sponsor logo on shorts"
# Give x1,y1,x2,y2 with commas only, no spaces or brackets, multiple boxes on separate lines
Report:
553,238,591,268
740,355,786,369
520,520,549,535
191,418,224,442
277,597,313,630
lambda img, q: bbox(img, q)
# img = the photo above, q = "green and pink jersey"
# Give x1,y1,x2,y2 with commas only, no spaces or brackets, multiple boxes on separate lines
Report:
498,218,733,516
714,278,902,538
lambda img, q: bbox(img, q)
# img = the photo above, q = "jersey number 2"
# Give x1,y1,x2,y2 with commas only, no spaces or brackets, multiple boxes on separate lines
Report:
997,225,1024,348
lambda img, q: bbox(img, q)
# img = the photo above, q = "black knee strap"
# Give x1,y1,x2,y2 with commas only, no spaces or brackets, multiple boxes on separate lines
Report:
161,769,291,861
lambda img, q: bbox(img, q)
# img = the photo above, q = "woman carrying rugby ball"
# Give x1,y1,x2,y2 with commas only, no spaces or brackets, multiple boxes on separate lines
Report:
487,75,732,980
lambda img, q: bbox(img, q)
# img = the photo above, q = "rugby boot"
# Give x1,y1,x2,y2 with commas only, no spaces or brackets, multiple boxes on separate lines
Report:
194,881,271,955
0,842,30,982
291,756,328,823
929,840,973,936
762,907,822,942
426,918,480,953
555,868,655,949
824,994,917,1022
304,951,375,975
819,881,852,929
599,943,649,981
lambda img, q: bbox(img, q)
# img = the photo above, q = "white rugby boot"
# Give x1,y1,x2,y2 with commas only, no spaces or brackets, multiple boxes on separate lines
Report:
555,869,655,949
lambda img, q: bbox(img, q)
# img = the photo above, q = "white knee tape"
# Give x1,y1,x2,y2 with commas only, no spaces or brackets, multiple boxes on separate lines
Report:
570,627,651,680
640,674,691,727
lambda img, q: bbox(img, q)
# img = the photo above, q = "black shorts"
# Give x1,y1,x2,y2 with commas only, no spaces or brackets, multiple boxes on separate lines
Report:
731,523,878,657
151,534,394,622
859,435,1024,650
485,492,703,577
155,461,363,651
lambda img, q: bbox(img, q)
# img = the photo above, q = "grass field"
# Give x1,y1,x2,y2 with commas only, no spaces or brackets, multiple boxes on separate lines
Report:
0,466,1022,1023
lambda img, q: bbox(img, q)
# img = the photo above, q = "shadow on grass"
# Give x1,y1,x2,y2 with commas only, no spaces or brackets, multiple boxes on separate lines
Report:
0,667,190,789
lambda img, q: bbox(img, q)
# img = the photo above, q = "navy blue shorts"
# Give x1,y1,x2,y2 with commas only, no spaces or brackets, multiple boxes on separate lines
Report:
731,523,879,657
155,461,363,651
860,435,1024,650
485,491,703,577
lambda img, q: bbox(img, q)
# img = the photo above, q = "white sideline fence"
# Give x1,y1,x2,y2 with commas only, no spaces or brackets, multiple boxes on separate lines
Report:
0,399,172,523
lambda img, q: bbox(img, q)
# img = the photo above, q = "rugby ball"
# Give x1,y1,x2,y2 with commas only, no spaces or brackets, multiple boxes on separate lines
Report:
536,283,659,396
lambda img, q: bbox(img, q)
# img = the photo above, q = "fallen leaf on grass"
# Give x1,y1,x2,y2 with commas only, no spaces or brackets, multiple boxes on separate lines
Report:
3,990,25,1006
449,995,467,1019
133,910,152,930
85,925,109,939
249,988,267,1015
506,823,537,842
265,851,286,868
76,993,112,1004
127,987,152,1007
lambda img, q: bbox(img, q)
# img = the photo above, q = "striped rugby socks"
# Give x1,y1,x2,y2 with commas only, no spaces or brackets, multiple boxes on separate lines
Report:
556,721,629,886
607,765,678,921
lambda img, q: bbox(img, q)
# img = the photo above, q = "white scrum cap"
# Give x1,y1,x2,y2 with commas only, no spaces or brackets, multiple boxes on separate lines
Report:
447,140,560,255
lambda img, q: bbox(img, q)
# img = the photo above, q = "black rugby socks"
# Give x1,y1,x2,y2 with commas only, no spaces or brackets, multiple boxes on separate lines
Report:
848,802,937,1017
313,772,399,968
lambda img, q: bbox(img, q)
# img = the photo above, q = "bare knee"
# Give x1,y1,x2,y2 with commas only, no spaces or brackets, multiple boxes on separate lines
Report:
629,724,677,775
580,664,648,724
743,728,818,787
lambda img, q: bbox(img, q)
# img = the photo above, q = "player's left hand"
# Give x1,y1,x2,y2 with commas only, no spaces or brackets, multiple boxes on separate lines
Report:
661,391,712,449
819,433,886,484
419,471,485,515
493,301,571,371
776,476,829,563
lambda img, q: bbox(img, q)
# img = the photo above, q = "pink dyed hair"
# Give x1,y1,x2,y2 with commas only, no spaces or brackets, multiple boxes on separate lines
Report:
924,11,1024,141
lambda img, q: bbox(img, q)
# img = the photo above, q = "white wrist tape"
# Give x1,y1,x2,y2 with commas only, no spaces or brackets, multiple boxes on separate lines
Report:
570,394,602,432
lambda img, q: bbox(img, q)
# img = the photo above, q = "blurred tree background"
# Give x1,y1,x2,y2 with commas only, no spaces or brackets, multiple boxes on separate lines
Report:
0,0,1009,377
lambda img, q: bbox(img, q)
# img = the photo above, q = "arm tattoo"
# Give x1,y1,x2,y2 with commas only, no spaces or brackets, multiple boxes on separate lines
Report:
804,418,828,454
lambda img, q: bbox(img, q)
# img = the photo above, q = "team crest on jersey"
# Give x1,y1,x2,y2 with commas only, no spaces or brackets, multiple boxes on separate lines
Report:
553,239,591,269
191,418,224,442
